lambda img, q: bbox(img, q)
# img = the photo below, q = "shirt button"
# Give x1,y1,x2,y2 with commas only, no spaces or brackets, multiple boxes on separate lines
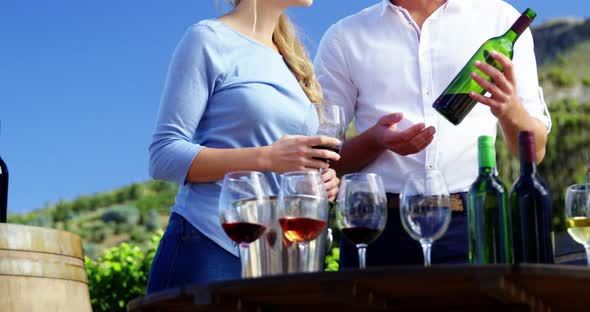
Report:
427,164,434,169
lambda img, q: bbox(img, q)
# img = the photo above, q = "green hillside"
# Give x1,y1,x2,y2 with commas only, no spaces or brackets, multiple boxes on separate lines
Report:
7,180,177,258
538,41,590,104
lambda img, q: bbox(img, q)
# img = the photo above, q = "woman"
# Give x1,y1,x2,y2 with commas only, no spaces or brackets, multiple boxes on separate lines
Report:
146,0,340,293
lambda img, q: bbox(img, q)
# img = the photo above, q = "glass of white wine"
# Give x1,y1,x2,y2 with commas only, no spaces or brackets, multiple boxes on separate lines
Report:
565,183,590,266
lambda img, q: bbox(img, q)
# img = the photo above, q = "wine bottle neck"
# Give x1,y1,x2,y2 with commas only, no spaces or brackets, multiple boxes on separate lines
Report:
519,145,537,175
478,143,496,169
504,29,519,43
479,167,495,176
520,162,537,175
506,12,534,43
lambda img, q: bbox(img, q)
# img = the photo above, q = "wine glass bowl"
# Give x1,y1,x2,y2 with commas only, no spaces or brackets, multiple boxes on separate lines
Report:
400,169,452,267
337,173,387,269
219,171,272,278
278,171,329,272
565,183,590,266
400,195,451,242
279,194,328,243
313,104,346,162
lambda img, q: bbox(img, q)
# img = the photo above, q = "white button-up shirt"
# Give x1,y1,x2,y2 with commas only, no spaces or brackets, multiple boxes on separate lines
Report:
314,0,551,193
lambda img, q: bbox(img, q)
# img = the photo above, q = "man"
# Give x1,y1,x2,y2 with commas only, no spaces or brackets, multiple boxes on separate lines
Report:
314,0,551,267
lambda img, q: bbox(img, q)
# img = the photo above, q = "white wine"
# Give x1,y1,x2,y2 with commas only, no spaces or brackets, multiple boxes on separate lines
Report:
566,217,590,246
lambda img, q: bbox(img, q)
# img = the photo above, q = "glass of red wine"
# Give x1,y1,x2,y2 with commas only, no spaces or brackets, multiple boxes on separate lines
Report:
278,170,329,272
313,104,346,164
337,173,387,269
219,171,271,278
400,169,451,267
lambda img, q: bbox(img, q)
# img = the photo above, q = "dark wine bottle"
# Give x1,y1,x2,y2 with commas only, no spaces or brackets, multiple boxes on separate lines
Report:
510,131,553,263
433,8,537,125
468,136,511,264
0,122,8,223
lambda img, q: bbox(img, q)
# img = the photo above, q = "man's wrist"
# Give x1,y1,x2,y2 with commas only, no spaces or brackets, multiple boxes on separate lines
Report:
366,124,387,152
498,100,527,128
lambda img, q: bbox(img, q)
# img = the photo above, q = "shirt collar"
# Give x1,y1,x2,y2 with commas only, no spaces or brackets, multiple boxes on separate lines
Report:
379,0,394,16
379,0,453,17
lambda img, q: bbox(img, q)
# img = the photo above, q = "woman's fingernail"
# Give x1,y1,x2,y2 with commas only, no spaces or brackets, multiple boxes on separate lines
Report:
474,61,481,66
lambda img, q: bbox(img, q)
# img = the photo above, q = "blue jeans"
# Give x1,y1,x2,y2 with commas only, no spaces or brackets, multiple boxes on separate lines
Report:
340,193,469,268
146,213,240,294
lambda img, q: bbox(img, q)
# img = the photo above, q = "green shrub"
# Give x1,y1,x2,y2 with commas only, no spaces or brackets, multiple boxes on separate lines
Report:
102,206,140,225
136,191,176,214
144,209,161,232
84,242,101,260
114,223,135,235
87,226,115,243
545,68,576,87
582,77,590,86
325,247,340,272
147,181,177,194
29,214,54,228
130,226,151,242
86,232,162,312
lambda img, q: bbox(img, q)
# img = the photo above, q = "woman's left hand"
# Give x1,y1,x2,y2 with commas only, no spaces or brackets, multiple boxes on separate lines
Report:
321,168,340,201
469,51,522,120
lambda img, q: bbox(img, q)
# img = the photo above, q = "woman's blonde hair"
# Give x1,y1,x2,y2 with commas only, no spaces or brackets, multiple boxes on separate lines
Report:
229,0,324,104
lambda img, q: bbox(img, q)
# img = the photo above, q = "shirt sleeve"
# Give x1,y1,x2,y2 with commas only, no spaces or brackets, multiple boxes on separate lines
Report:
314,25,358,127
148,25,225,184
513,27,552,132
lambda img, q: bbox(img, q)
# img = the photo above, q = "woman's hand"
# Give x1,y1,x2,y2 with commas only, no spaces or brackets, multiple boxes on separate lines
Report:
321,168,340,201
262,135,341,173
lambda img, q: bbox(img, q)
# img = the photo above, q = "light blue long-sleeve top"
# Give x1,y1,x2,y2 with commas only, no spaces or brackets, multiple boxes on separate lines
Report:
148,19,319,256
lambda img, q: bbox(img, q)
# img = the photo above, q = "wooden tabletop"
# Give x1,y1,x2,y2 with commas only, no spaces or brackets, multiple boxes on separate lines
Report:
128,264,590,312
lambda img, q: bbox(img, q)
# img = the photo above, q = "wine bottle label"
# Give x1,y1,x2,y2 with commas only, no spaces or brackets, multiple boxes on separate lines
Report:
512,15,533,35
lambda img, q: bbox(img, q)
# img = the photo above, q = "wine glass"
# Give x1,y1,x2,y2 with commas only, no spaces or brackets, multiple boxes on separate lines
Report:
313,104,346,164
565,183,590,266
337,173,387,269
400,169,452,267
219,171,272,278
278,170,329,272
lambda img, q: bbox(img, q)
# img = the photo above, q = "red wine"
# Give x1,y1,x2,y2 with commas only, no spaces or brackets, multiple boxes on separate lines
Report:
510,131,553,263
312,145,340,163
0,151,8,223
222,222,267,244
279,217,326,243
341,227,382,245
432,93,473,126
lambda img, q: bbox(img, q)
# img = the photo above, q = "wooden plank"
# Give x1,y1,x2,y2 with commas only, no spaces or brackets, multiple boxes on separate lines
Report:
129,265,590,311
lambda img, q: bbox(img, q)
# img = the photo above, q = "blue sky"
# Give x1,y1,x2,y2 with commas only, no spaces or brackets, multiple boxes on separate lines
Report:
1,0,586,214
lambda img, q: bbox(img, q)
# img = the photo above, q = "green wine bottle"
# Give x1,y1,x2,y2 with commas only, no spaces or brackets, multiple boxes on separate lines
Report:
468,136,511,264
433,8,537,125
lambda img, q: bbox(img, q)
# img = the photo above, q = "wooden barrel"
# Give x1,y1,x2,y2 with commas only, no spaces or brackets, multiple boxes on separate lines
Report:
0,223,92,312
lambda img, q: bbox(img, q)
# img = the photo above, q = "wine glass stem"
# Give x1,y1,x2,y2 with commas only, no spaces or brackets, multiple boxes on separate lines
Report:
585,245,590,267
357,244,367,269
420,239,433,267
239,244,249,278
299,242,310,272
